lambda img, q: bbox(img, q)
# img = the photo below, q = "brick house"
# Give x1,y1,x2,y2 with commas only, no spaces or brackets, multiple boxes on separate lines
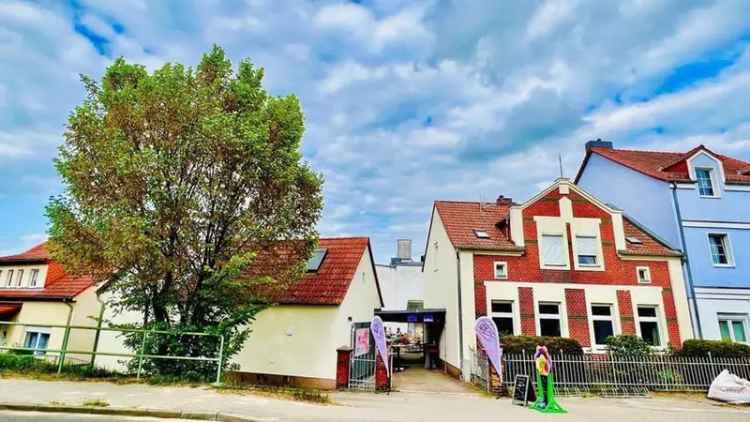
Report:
422,178,694,380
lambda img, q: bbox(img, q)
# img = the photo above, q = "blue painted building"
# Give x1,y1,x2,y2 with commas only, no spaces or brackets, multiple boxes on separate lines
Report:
576,140,750,343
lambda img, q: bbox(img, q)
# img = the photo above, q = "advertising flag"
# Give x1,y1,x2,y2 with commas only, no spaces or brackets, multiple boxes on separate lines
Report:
370,316,389,375
475,316,503,379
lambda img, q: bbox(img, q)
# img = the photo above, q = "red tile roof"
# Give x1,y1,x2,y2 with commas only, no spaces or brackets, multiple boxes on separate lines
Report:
434,201,521,251
434,198,678,257
0,243,96,300
250,237,382,306
577,145,750,185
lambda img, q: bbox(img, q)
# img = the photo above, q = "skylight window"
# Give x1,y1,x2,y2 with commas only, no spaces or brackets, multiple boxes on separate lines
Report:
306,248,328,272
626,237,643,245
473,229,490,239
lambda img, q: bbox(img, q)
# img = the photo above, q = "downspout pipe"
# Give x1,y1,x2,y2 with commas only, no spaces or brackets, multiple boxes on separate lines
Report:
670,182,703,339
455,250,464,380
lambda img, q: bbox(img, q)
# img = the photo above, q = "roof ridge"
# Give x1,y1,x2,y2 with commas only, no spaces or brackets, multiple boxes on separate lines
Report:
595,146,684,156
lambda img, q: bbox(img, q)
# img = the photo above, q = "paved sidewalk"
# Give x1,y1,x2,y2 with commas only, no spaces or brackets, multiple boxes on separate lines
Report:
0,378,748,422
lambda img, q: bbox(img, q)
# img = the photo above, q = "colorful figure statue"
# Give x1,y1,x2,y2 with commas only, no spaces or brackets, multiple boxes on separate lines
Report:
531,345,566,414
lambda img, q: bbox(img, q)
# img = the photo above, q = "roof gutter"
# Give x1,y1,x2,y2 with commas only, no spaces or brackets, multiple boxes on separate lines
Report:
670,182,703,339
455,250,464,380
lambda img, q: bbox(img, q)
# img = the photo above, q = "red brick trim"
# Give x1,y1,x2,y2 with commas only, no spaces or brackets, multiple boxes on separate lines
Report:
565,288,591,347
661,289,682,346
518,287,536,336
616,290,635,335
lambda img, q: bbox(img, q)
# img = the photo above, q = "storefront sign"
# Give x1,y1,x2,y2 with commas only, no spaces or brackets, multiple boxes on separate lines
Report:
354,328,370,357
424,314,434,323
475,316,503,380
371,316,389,375
407,314,418,323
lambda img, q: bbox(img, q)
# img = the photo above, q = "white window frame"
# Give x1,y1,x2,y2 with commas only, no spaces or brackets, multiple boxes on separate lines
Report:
589,304,616,350
23,327,51,356
14,269,24,287
536,302,564,338
489,300,517,336
493,261,508,280
635,305,665,348
573,234,604,271
718,314,748,344
695,167,720,198
636,266,652,284
29,269,40,288
707,232,735,267
5,270,13,287
539,233,568,269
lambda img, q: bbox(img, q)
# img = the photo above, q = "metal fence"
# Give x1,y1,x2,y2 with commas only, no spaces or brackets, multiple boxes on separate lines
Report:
501,351,750,396
0,321,225,384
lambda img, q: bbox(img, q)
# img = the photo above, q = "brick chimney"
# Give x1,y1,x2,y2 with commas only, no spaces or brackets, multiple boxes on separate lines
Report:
585,138,613,151
496,195,512,206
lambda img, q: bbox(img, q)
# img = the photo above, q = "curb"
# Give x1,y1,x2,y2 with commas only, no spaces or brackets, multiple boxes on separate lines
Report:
0,403,263,421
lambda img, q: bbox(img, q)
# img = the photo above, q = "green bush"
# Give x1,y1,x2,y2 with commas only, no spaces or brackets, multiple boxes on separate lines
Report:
501,335,583,355
674,339,750,358
605,335,652,356
0,353,57,372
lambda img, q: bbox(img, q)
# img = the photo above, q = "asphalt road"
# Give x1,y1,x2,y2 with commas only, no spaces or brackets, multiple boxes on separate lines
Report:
0,410,190,421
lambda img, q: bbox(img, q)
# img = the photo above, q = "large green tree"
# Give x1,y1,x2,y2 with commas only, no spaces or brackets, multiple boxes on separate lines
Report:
47,46,323,377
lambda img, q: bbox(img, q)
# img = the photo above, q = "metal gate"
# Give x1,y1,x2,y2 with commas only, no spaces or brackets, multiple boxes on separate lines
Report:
348,322,376,391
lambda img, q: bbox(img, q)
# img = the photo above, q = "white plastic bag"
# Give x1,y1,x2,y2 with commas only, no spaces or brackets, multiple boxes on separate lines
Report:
707,369,750,404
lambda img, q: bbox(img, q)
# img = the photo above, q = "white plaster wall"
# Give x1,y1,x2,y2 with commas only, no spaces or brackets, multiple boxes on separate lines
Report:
375,264,424,310
423,208,461,371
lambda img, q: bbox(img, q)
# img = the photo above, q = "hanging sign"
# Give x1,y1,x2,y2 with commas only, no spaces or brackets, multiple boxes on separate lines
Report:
354,328,370,357
371,316,390,375
475,316,503,380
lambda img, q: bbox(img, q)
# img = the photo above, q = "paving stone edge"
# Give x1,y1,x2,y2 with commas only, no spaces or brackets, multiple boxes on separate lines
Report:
0,402,261,421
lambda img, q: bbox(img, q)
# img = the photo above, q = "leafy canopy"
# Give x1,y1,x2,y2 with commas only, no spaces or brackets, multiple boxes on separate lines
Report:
47,46,323,376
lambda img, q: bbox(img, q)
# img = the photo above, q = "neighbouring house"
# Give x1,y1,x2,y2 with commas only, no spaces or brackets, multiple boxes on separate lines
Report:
422,179,693,380
229,237,383,389
576,141,750,344
0,243,100,364
376,239,425,336
97,237,383,388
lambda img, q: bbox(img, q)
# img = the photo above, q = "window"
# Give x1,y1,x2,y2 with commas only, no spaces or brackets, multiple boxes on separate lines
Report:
15,270,24,287
5,270,13,287
637,267,651,284
590,304,614,346
637,306,661,346
473,229,490,239
626,236,643,245
540,234,565,267
696,168,715,196
718,315,748,344
576,235,599,266
490,300,515,336
538,303,561,337
24,329,51,356
494,262,508,279
708,234,733,266
406,300,424,311
29,269,40,288
306,248,327,272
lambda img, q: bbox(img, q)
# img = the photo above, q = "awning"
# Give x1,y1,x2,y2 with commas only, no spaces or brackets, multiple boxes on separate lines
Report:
375,308,446,324
0,303,22,320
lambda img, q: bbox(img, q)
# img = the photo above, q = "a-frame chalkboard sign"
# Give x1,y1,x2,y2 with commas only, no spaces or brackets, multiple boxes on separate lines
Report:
512,374,535,406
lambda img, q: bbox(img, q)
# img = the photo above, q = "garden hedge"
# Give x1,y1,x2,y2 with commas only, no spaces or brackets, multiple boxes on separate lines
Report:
500,335,583,355
674,339,750,358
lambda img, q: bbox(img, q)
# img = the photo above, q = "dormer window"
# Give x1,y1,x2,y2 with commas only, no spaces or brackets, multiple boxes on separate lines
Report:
473,229,490,239
15,270,24,287
29,269,40,288
696,168,716,197
5,270,13,287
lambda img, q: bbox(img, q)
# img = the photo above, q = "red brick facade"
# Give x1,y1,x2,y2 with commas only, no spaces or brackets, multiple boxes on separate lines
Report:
471,185,684,348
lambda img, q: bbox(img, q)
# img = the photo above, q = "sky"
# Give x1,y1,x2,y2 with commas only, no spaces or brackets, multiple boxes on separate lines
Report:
1,0,750,262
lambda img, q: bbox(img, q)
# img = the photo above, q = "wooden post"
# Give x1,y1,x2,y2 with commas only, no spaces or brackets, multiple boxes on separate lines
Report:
336,346,353,389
